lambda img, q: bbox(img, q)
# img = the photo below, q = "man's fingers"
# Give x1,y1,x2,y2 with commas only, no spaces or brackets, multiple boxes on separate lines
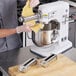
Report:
30,0,40,7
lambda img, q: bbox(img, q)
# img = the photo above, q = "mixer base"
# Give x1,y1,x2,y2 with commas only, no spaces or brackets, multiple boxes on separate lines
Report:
30,40,72,57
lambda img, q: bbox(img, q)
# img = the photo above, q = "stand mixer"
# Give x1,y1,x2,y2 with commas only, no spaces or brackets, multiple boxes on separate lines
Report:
20,1,72,57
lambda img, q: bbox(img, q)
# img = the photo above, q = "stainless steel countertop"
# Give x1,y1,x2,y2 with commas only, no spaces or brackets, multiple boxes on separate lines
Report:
64,48,76,61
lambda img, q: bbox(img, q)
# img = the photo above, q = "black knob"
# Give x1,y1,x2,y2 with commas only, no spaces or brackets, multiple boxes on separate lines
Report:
19,17,24,23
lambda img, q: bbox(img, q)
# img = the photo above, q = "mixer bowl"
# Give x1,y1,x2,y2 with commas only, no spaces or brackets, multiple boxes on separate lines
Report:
32,30,53,47
32,20,60,47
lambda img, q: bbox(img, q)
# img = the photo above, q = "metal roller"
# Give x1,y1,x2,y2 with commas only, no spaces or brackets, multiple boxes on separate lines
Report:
19,57,37,72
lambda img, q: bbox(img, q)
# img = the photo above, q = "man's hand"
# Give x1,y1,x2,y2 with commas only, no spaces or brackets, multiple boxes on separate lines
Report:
30,0,40,7
16,23,33,33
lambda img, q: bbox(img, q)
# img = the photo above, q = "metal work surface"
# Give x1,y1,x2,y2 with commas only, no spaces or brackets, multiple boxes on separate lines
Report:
0,47,38,72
